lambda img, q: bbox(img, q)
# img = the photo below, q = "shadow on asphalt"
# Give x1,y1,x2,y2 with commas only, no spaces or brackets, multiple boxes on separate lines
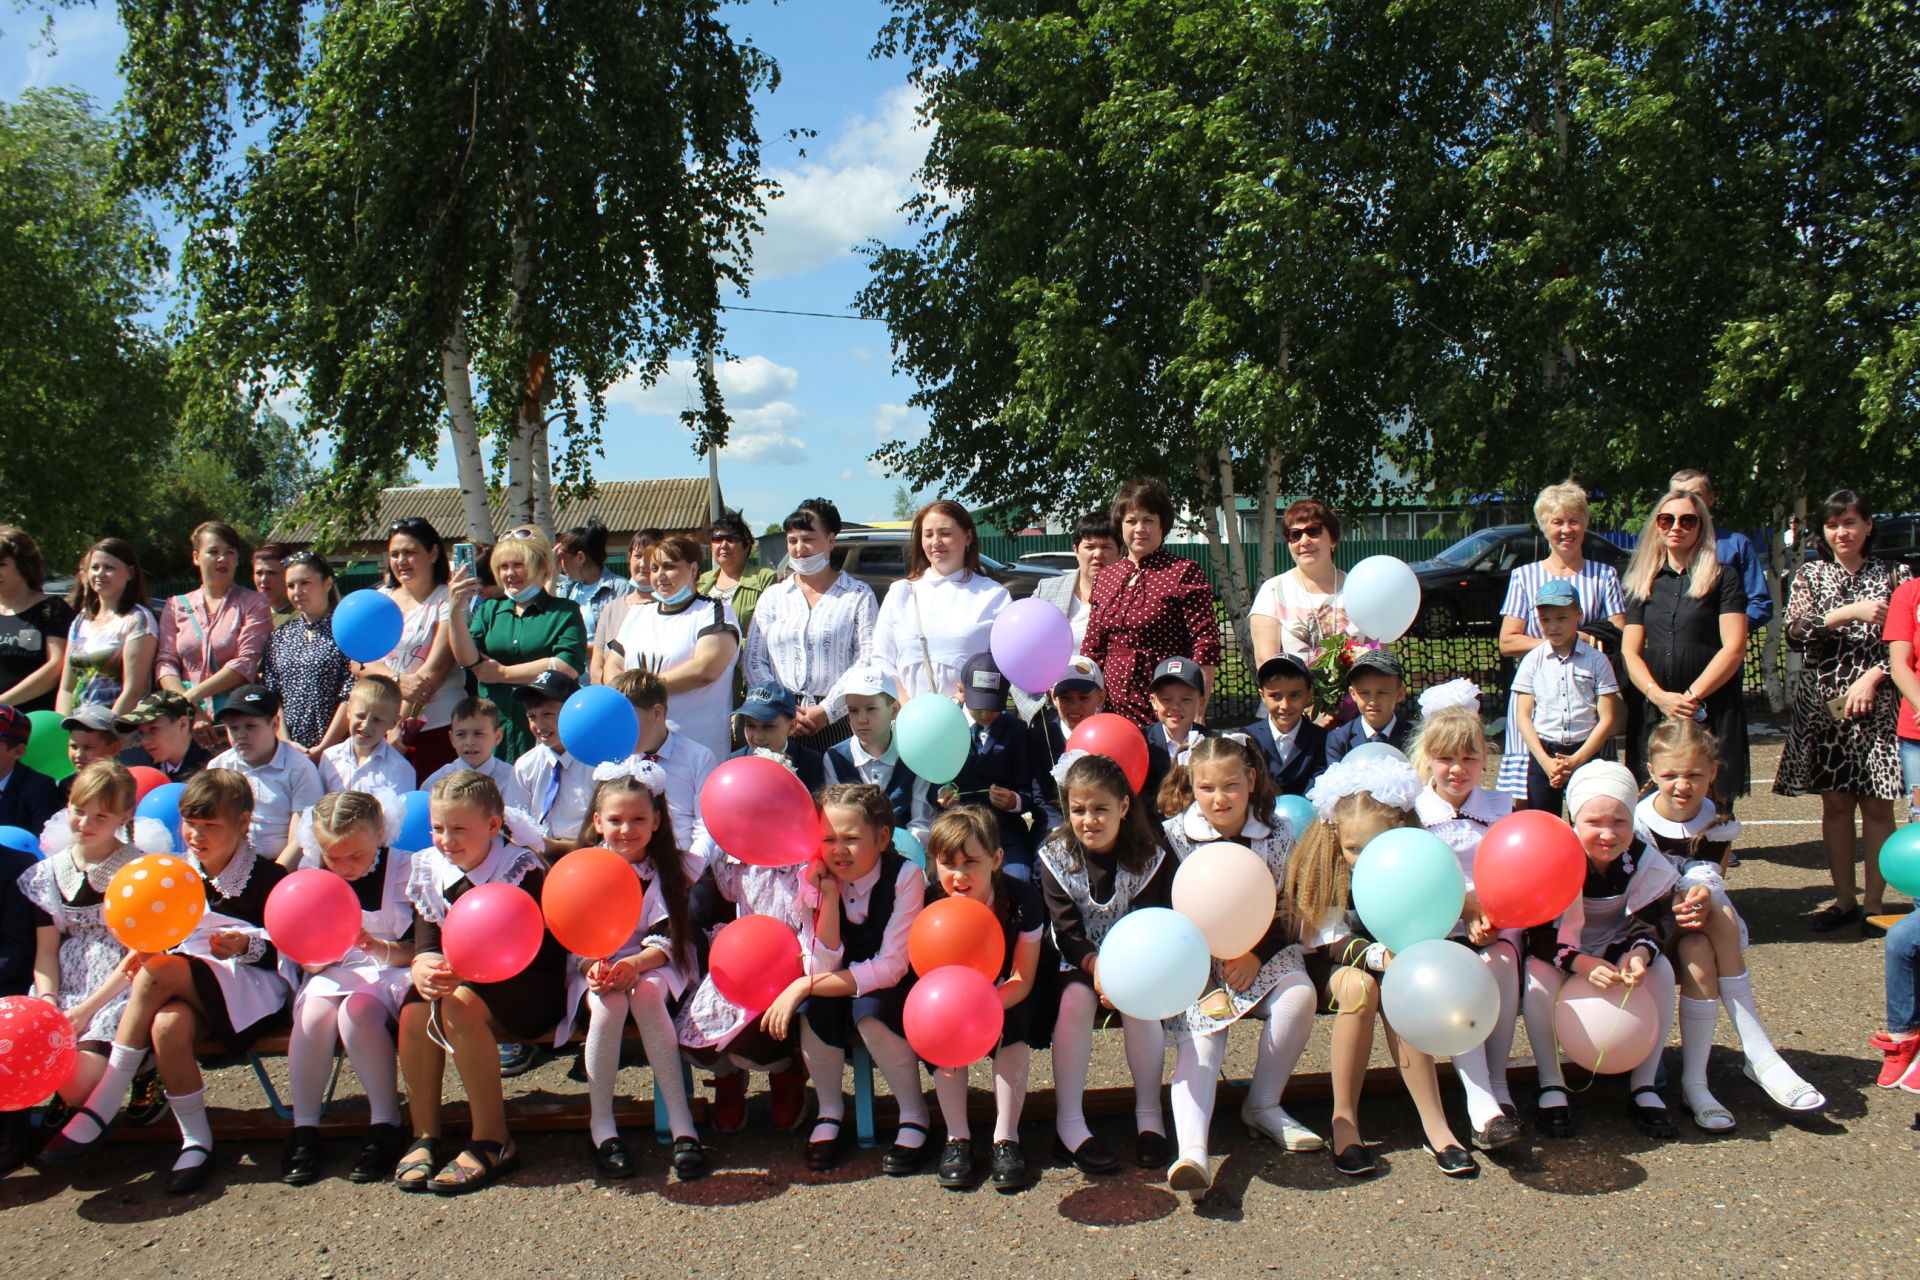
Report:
1056,1172,1179,1226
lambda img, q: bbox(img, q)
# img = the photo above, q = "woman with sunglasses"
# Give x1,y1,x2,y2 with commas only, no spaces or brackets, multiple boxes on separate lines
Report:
698,511,776,646
1250,500,1352,667
260,552,356,754
1621,488,1749,802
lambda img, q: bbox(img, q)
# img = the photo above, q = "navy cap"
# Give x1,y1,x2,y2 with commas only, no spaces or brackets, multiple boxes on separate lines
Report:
1149,656,1205,693
735,682,798,722
216,685,279,720
516,670,581,704
1256,654,1313,686
959,653,1009,710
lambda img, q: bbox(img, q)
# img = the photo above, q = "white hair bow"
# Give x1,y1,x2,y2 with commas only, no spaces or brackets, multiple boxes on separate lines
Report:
1306,755,1422,819
591,756,668,796
1418,678,1482,717
1049,748,1091,790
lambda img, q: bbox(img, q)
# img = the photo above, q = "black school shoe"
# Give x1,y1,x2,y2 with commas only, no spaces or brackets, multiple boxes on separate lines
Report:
1535,1088,1574,1139
1055,1135,1121,1176
1630,1087,1677,1139
670,1137,708,1181
881,1122,932,1176
937,1137,974,1188
990,1140,1033,1191
1425,1144,1479,1177
166,1146,218,1196
593,1135,635,1179
1332,1144,1377,1176
1134,1129,1172,1169
349,1124,409,1184
281,1127,324,1185
804,1117,844,1172
1471,1114,1524,1151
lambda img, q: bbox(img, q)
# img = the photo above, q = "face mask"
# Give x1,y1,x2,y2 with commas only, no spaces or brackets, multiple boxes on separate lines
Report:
789,551,829,576
505,582,542,604
656,584,695,608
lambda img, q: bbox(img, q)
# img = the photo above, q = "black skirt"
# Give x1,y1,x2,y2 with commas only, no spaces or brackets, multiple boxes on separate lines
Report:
189,958,291,1055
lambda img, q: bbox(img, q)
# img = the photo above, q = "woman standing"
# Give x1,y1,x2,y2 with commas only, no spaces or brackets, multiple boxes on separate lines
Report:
873,502,1010,702
553,520,630,649
1083,479,1222,727
1248,500,1351,665
744,499,878,743
154,521,274,743
448,527,588,761
0,527,74,714
698,511,777,645
261,552,357,753
590,529,657,686
612,533,740,759
1492,484,1627,800
1031,512,1120,653
1621,489,1749,797
356,519,462,778
1775,491,1910,933
58,538,156,716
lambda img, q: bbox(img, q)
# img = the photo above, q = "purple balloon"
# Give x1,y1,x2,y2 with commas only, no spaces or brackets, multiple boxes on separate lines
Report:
989,597,1075,695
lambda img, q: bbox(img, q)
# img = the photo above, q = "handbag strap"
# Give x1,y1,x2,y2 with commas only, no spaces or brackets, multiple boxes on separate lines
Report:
909,580,937,698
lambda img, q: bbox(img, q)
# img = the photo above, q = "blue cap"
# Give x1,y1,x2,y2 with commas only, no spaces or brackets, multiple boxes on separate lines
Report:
735,682,798,722
1534,579,1579,609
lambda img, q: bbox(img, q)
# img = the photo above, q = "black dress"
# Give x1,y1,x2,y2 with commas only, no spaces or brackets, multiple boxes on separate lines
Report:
1625,564,1749,797
187,848,293,1052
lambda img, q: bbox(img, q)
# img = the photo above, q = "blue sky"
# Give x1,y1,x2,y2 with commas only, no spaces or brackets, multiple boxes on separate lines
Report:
0,0,934,529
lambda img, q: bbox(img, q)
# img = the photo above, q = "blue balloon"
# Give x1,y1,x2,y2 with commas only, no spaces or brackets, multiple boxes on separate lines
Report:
1095,907,1211,1021
0,825,40,859
893,828,926,869
1274,794,1317,843
396,790,433,852
557,685,640,767
1350,827,1465,954
333,589,405,663
135,782,186,848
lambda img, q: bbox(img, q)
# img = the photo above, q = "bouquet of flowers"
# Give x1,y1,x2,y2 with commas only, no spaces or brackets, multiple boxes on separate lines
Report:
1305,633,1382,718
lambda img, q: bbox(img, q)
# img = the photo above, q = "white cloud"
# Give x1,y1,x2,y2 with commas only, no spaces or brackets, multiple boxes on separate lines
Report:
605,354,800,417
871,402,926,442
721,400,807,466
751,84,929,280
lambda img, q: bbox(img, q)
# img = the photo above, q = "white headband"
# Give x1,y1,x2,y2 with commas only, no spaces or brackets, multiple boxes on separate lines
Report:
1565,760,1638,820
1305,755,1422,819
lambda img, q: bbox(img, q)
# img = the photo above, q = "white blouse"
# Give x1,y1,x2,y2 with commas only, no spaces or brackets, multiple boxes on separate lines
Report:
872,569,1010,701
379,584,464,730
742,571,877,712
615,595,741,760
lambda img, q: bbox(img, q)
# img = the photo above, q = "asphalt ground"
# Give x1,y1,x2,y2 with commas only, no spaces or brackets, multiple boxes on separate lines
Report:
5,735,1919,1280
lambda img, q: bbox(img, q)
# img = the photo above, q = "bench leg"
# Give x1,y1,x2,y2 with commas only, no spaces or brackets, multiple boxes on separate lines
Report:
851,1044,876,1148
247,1054,293,1122
653,1061,693,1144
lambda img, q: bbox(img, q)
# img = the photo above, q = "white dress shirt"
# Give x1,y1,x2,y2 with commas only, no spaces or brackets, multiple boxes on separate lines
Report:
318,738,418,796
804,857,926,995
424,754,532,815
872,569,1010,701
843,735,937,842
209,740,324,852
513,742,597,842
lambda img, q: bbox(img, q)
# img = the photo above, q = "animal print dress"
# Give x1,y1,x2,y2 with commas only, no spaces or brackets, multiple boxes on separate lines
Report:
1774,557,1911,800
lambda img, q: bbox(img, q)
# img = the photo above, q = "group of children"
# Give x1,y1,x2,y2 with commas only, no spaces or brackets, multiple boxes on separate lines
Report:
3,610,1827,1200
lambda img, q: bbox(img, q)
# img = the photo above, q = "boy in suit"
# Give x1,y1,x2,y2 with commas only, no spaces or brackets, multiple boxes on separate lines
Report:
1241,655,1328,796
1325,649,1413,765
0,704,59,835
1145,657,1209,768
1031,656,1170,830
824,667,936,843
938,653,1040,878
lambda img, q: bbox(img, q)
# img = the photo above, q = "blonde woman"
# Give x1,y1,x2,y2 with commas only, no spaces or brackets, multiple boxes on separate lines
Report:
446,526,587,761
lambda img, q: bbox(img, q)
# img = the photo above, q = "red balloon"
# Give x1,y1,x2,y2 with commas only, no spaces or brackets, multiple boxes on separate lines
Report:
442,883,545,984
265,868,363,967
0,994,78,1110
127,767,170,804
907,895,1004,980
701,756,819,867
904,965,1004,1068
542,846,643,959
1065,713,1149,794
1474,810,1588,929
709,915,804,1012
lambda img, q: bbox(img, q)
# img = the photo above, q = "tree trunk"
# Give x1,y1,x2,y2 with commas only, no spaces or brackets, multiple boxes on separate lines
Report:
501,119,541,532
440,316,493,541
531,422,555,538
1209,446,1254,670
505,420,533,530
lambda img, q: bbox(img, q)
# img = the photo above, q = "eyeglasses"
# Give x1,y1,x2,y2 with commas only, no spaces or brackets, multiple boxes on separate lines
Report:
284,550,332,574
501,527,538,541
1654,512,1701,533
1285,523,1327,543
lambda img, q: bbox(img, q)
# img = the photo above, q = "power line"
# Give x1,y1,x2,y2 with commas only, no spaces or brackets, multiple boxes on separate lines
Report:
721,304,871,321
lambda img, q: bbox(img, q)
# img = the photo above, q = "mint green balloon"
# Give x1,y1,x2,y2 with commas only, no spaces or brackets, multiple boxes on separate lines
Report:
895,694,970,785
1350,827,1464,954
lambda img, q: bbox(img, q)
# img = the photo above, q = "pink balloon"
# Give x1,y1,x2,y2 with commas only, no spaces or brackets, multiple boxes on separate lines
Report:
265,868,364,967
989,597,1075,695
709,915,804,1012
0,994,78,1110
903,965,1003,1068
442,883,546,984
701,756,818,867
1552,977,1662,1074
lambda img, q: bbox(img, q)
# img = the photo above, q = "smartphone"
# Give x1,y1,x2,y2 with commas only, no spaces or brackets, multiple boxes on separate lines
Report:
1825,694,1850,721
451,542,477,573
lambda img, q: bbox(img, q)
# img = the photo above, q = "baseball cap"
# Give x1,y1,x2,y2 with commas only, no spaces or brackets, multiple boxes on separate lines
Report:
1534,579,1579,609
736,682,799,722
959,653,1009,710
1256,654,1313,686
1053,655,1105,694
1343,648,1406,687
114,690,195,731
61,704,118,735
1149,656,1205,694
0,705,28,745
216,684,280,721
841,666,899,702
516,670,581,704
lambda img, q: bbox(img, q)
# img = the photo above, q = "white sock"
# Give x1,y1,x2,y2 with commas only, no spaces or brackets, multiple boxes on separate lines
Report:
1480,940,1521,1106
338,995,402,1127
584,989,628,1146
67,1041,145,1142
859,1020,929,1146
1122,1015,1166,1135
1522,960,1567,1100
1170,1031,1223,1165
1245,975,1314,1111
1629,960,1676,1091
992,1044,1030,1143
167,1087,213,1169
1717,971,1779,1062
631,975,695,1140
799,1022,845,1144
1678,996,1729,1125
933,1066,971,1140
1452,1044,1504,1131
1052,982,1096,1150
287,995,342,1129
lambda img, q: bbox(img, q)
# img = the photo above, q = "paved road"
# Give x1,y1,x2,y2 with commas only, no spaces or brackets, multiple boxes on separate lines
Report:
7,738,1919,1279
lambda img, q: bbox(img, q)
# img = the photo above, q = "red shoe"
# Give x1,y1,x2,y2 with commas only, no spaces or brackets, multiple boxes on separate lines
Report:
709,1072,747,1133
768,1061,808,1131
1870,1032,1920,1088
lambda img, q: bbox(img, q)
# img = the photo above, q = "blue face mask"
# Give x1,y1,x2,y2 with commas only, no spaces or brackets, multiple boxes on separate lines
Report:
505,582,542,604
656,584,695,608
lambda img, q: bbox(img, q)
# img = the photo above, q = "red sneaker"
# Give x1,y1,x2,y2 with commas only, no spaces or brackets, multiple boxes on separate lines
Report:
709,1072,747,1133
1870,1032,1920,1087
768,1061,808,1131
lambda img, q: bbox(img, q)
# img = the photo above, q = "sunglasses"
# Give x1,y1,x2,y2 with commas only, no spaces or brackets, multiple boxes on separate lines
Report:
1285,523,1327,543
284,549,331,572
710,533,746,545
501,527,538,541
1654,512,1701,532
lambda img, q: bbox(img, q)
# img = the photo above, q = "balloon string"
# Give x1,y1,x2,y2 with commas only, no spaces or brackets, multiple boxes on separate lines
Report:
1564,982,1637,1094
1329,938,1373,1016
426,998,455,1055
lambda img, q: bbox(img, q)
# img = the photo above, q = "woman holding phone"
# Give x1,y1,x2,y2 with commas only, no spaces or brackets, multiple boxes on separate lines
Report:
358,518,462,777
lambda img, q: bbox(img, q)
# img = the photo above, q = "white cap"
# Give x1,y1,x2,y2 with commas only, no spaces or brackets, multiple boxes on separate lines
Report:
840,666,899,701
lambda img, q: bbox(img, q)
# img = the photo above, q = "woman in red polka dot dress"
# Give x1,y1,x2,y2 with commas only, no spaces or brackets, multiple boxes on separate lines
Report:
1083,479,1223,727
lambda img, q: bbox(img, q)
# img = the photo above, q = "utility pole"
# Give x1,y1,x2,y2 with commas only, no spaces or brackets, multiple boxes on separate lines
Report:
702,335,722,523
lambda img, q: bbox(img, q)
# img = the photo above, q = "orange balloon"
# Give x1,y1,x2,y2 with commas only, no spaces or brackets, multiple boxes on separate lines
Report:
541,846,644,959
908,895,1004,981
105,854,207,953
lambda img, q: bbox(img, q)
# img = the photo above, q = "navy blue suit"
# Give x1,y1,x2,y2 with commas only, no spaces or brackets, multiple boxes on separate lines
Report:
947,715,1040,868
1028,711,1170,832
0,764,60,839
728,741,826,794
1242,717,1329,796
1324,715,1414,767
824,741,929,833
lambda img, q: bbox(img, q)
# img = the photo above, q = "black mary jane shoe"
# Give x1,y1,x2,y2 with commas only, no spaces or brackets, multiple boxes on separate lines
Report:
670,1137,708,1181
1332,1144,1377,1177
593,1135,636,1180
1134,1129,1172,1169
990,1140,1033,1192
1425,1144,1479,1178
804,1117,844,1172
1535,1088,1574,1139
1630,1087,1677,1139
1470,1114,1523,1152
937,1137,974,1189
166,1147,218,1196
881,1121,932,1177
37,1105,118,1166
281,1126,324,1186
1054,1135,1121,1176
349,1124,409,1184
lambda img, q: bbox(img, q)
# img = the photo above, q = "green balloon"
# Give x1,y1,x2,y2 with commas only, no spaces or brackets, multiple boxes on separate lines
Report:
894,694,970,786
23,709,73,780
1880,823,1920,900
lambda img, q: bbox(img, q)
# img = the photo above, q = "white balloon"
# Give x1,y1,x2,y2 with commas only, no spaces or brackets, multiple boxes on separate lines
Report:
1344,555,1422,643
1378,938,1501,1058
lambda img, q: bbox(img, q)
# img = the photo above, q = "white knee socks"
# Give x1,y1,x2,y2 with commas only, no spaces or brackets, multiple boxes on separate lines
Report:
167,1087,212,1170
1677,995,1729,1125
1716,971,1778,1061
799,1021,846,1145
66,1041,145,1143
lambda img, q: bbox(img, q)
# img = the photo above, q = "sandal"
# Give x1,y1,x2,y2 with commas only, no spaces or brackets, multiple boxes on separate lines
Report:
1629,1086,1676,1139
1744,1057,1827,1112
393,1137,443,1193
429,1139,520,1196
1808,904,1861,932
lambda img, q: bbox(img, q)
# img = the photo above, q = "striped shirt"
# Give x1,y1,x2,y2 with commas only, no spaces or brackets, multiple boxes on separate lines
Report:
742,571,878,714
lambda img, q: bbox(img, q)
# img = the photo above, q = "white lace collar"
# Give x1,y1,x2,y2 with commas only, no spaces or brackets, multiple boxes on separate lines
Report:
1633,794,1740,843
189,844,263,900
1415,784,1511,829
54,840,142,899
1178,805,1273,845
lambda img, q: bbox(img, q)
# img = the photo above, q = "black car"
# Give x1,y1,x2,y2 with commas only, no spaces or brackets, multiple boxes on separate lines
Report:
769,529,1062,600
1409,525,1631,637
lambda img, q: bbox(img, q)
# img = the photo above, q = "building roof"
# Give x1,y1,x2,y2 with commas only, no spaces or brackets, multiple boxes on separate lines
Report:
271,478,719,545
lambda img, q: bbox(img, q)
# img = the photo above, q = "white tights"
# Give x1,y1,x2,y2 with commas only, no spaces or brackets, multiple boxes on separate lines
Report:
1525,954,1675,1100
1052,980,1165,1151
933,1043,1031,1144
584,972,693,1145
1170,972,1314,1164
799,1017,931,1147
1452,939,1521,1129
288,992,400,1129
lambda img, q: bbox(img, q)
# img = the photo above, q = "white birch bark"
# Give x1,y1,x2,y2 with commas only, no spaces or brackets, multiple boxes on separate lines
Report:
440,316,494,541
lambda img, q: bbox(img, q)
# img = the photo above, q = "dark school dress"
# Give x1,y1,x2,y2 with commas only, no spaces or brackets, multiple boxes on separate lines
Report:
409,861,570,1042
1037,839,1176,992
187,848,293,1053
801,847,914,1050
923,875,1052,1051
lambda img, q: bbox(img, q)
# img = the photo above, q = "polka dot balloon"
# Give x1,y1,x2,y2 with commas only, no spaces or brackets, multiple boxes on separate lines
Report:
104,854,207,953
0,995,77,1110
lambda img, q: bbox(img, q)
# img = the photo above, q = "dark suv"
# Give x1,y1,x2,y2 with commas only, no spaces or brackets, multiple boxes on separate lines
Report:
1409,525,1631,637
770,529,1062,600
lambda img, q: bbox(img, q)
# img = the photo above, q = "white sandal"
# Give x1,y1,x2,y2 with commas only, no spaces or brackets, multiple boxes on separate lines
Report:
1744,1057,1826,1112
